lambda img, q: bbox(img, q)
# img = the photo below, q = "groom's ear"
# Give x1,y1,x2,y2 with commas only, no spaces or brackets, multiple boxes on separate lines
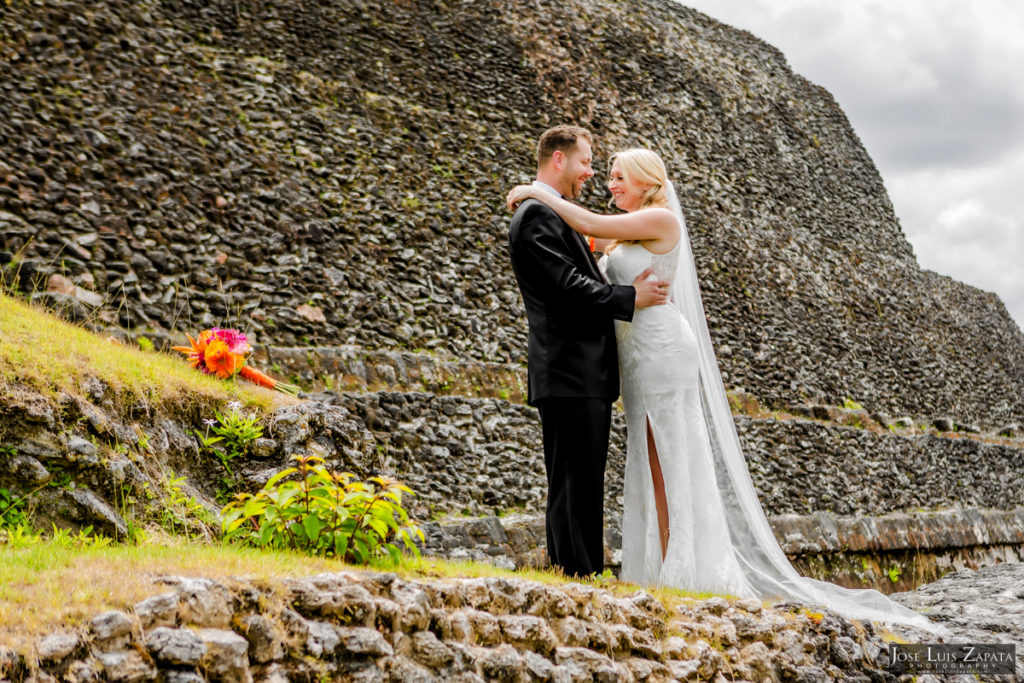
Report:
550,149,566,171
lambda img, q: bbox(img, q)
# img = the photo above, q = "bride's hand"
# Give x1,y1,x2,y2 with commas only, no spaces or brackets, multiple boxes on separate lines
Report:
506,184,536,211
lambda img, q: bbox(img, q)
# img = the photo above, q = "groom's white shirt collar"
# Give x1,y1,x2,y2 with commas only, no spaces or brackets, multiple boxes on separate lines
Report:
532,180,561,197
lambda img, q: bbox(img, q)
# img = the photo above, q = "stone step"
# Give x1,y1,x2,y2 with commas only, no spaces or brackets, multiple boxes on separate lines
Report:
264,345,1023,442
421,508,1024,594
256,344,527,403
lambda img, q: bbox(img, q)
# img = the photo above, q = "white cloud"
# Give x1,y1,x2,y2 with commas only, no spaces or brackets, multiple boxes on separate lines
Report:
679,0,1024,329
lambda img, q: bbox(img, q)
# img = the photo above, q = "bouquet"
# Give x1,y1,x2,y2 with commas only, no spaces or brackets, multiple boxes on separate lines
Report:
173,328,299,395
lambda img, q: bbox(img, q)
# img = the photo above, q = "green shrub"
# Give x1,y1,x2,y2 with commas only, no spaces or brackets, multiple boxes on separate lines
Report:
221,455,423,564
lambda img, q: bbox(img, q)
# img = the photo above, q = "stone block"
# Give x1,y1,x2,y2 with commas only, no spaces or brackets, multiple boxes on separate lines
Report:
145,627,206,667
197,628,251,683
96,649,157,682
91,610,134,646
36,633,78,662
411,631,453,668
335,626,394,657
477,643,526,681
552,617,589,648
134,593,179,629
158,577,233,628
288,575,376,625
522,650,554,680
498,614,557,655
305,620,340,658
239,614,285,664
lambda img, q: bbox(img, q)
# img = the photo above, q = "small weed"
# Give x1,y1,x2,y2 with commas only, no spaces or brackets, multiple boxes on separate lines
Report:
1,523,43,548
48,524,113,549
887,564,902,583
0,488,28,529
46,468,74,490
158,470,213,543
195,402,263,479
584,568,617,589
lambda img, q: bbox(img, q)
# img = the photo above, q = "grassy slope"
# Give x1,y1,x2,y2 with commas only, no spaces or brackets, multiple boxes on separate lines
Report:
0,293,285,413
0,295,731,653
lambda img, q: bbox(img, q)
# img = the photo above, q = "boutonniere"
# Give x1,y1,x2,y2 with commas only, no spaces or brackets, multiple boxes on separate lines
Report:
588,237,596,252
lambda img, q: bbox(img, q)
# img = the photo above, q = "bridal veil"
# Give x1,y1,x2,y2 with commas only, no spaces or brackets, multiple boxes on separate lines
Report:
663,181,940,632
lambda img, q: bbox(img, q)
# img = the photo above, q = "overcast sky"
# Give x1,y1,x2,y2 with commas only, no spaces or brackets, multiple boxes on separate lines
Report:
679,0,1024,331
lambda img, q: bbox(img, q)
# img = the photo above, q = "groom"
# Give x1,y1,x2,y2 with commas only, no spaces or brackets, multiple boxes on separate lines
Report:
508,125,669,577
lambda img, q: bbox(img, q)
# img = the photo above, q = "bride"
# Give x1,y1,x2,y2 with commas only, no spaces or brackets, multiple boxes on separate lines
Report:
506,148,938,631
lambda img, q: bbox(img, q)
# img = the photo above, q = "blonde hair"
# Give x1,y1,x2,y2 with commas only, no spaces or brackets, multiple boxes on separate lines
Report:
609,148,669,209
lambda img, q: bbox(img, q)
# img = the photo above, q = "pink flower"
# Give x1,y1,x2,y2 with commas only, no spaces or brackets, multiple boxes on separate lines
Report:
212,327,251,355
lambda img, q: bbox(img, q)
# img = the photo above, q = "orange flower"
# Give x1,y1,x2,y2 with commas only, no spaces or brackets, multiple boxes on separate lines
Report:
172,333,207,370
203,338,243,379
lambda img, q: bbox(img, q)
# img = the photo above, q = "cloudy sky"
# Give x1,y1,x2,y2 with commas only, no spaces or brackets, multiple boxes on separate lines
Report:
679,0,1024,330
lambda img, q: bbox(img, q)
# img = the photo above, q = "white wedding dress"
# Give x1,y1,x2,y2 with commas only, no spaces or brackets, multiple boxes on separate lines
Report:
600,183,940,631
606,239,753,596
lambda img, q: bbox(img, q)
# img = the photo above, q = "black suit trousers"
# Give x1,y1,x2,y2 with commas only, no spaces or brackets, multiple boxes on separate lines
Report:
537,397,611,578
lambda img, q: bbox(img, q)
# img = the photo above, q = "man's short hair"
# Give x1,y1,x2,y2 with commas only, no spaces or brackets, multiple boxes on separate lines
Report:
537,125,593,167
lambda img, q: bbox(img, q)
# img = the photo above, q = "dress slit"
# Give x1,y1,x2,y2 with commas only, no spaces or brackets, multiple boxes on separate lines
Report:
645,414,670,560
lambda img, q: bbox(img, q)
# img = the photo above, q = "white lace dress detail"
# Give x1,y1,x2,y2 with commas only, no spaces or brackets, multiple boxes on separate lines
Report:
603,242,754,596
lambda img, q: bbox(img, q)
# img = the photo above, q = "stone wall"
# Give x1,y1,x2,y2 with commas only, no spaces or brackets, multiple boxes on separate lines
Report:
737,418,1024,517
0,381,377,540
327,390,1024,522
0,570,941,682
2,0,1023,428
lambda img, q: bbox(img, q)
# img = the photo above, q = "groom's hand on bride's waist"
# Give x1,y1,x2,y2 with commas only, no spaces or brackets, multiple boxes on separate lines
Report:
633,268,670,309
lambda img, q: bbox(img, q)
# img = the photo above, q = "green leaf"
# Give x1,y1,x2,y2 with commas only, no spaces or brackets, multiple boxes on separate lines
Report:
367,517,389,539
303,515,323,541
265,467,297,488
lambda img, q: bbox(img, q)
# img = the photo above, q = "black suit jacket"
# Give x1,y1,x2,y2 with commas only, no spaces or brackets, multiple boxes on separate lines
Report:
509,197,635,406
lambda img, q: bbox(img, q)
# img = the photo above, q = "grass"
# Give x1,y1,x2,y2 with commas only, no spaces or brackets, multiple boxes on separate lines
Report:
0,541,343,650
0,540,725,653
0,293,290,415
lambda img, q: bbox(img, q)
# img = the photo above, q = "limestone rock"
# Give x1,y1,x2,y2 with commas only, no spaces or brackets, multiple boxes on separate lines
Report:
158,577,233,628
96,649,157,682
35,633,78,662
91,610,134,650
335,626,394,657
134,593,179,630
197,628,251,683
145,627,206,667
239,615,285,664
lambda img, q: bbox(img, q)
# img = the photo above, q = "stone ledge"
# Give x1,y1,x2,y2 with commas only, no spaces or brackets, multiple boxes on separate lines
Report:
422,508,1024,594
424,508,1024,560
256,344,528,402
775,508,1024,555
267,345,1024,444
0,569,944,682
